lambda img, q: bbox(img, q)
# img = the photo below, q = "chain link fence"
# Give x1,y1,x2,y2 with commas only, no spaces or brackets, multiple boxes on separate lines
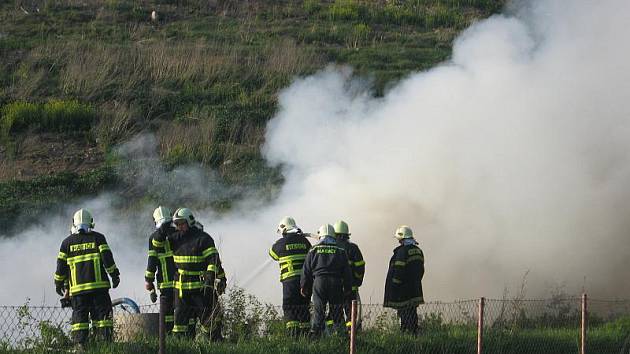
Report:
1,295,629,353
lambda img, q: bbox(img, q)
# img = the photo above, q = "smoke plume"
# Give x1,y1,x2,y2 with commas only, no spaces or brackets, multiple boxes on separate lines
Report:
1,0,629,306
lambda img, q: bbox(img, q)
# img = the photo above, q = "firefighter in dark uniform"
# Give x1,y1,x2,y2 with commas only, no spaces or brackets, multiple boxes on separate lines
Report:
164,208,226,340
300,224,352,337
269,216,312,336
384,225,425,334
144,206,177,332
54,209,120,345
333,220,365,330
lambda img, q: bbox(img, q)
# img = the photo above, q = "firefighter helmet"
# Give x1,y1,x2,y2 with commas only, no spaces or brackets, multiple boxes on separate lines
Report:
173,208,196,226
394,225,414,240
277,216,297,234
317,224,335,239
72,209,94,233
152,206,172,227
333,220,351,236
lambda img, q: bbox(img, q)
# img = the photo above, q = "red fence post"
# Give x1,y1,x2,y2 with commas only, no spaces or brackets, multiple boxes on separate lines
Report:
477,297,485,354
350,300,358,354
581,293,587,354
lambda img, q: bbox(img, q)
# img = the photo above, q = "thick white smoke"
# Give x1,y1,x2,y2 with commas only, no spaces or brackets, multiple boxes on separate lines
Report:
1,0,629,306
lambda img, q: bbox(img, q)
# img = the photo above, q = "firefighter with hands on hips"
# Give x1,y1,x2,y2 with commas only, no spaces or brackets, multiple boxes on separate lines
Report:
300,224,352,337
384,225,425,334
54,209,120,347
333,220,365,330
144,206,177,332
269,216,312,337
160,208,226,340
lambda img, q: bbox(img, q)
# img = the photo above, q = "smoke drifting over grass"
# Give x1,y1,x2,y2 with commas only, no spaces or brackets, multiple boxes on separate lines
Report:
1,0,629,306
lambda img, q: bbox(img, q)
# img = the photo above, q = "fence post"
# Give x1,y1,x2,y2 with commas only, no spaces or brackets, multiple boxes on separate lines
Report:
581,293,587,354
477,297,485,354
350,300,358,354
159,296,166,354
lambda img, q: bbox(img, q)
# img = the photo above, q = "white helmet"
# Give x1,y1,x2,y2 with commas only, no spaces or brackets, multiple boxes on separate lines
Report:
152,206,172,228
394,225,414,240
173,208,196,226
333,220,350,236
71,209,94,234
277,216,297,234
317,224,335,239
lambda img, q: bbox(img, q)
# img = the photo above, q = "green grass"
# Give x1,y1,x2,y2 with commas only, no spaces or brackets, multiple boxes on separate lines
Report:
5,326,629,354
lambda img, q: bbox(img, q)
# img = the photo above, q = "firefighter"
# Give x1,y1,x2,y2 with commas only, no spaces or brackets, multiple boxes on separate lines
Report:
333,220,365,330
166,208,226,340
54,209,120,346
384,225,425,334
144,206,177,332
269,216,312,337
301,224,352,337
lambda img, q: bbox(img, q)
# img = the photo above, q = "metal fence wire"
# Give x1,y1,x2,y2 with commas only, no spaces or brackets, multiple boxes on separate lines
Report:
0,296,629,353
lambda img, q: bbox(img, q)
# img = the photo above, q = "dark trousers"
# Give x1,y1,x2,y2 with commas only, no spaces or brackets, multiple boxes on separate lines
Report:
282,279,310,336
343,291,361,329
311,277,344,334
397,306,418,334
160,288,175,333
173,290,222,340
70,291,113,344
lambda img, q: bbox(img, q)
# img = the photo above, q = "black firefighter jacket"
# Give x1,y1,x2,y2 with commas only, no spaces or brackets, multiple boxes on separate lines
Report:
301,240,353,295
145,224,177,290
384,243,425,309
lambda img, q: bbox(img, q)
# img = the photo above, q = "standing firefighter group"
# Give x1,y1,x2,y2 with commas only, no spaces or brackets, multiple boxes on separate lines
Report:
53,209,424,345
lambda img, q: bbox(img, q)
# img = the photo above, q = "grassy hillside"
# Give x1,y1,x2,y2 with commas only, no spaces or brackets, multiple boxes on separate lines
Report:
0,0,505,231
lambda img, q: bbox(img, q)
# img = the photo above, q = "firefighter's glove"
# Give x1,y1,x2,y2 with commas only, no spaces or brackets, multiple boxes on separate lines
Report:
300,287,311,298
111,274,120,288
55,283,65,297
60,297,72,308
149,289,158,303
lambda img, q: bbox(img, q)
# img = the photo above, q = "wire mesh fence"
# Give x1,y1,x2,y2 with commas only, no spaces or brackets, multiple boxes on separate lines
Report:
0,295,629,353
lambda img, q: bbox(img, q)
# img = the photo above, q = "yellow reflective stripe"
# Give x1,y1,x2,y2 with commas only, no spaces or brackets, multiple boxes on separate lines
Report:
278,254,306,262
407,255,424,263
152,239,164,248
392,278,402,284
385,296,424,308
300,322,311,329
94,320,113,328
202,247,218,258
352,286,359,291
165,315,174,322
148,250,158,257
173,255,206,263
394,261,406,267
207,264,218,272
98,244,110,253
158,252,173,259
145,271,155,278
57,252,67,261
354,272,363,279
269,248,279,260
105,264,118,274
325,320,334,326
54,273,66,281
71,323,89,331
173,325,188,333
69,281,110,295
158,281,174,289
66,253,100,264
94,257,102,283
280,269,302,280
354,260,365,266
286,321,299,329
175,281,204,290
178,269,203,276
280,262,303,270
346,321,352,328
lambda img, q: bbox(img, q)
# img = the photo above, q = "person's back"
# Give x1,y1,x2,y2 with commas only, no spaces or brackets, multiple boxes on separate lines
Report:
54,209,120,346
269,216,312,336
384,225,425,334
301,224,352,336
